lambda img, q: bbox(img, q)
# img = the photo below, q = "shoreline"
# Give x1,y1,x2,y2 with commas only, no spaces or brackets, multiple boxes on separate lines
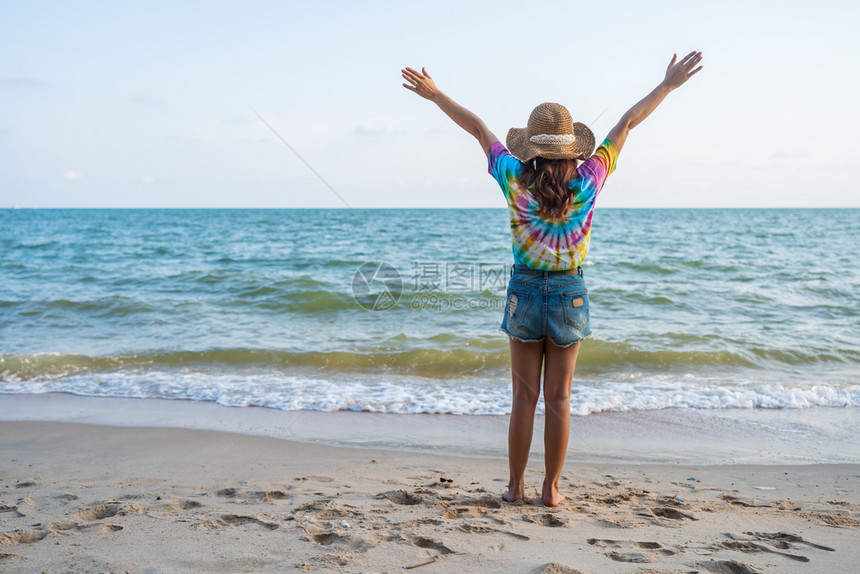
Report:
1,419,858,573
1,392,859,465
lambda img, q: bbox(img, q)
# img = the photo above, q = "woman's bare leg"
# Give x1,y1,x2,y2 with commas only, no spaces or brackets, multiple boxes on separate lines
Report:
503,338,544,502
541,339,580,506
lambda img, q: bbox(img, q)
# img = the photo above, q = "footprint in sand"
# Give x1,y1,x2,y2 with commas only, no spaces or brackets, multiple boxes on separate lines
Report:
75,523,123,534
312,503,361,521
406,535,455,554
439,496,501,510
438,496,504,525
457,523,529,541
718,493,774,508
715,539,809,562
0,528,48,545
708,531,835,563
743,531,835,552
590,517,639,529
116,493,147,500
383,530,455,555
632,504,697,527
699,559,762,574
210,487,291,504
4,501,141,544
302,523,374,553
650,506,697,521
45,520,124,535
74,502,143,521
387,517,443,528
264,490,289,501
586,489,648,506
522,513,566,527
375,490,422,506
806,512,858,528
308,531,356,547
195,514,279,531
442,507,486,520
46,520,78,532
535,563,586,574
293,499,359,521
586,538,678,563
0,504,24,518
10,496,35,518
75,503,120,521
295,552,355,570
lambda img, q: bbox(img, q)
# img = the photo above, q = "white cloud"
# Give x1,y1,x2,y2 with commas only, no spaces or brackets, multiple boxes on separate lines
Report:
141,177,155,184
63,171,84,180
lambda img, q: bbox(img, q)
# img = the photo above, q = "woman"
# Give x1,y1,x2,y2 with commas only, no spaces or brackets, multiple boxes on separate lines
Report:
402,51,703,506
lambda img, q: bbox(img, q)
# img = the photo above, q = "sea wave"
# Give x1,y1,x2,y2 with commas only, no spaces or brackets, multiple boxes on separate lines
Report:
1,369,858,416
2,339,859,383
2,287,506,315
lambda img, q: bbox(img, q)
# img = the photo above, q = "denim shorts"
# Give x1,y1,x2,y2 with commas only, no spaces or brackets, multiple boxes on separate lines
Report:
499,264,592,348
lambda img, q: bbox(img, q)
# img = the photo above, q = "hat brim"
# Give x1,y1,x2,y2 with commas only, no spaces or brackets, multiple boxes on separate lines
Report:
506,122,596,163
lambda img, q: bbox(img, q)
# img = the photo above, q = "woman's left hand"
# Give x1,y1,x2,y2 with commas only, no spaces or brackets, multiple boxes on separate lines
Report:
402,67,440,101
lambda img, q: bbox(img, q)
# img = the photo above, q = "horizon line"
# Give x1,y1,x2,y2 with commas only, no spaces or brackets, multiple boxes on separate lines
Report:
4,206,859,210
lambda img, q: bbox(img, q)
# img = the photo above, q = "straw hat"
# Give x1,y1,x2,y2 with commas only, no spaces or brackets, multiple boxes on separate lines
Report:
506,102,595,162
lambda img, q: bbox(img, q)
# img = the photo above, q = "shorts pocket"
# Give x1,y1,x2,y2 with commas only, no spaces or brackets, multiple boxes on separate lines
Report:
505,290,533,328
560,290,589,331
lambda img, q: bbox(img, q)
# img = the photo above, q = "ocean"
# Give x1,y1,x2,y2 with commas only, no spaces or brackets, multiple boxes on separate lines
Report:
1,207,858,421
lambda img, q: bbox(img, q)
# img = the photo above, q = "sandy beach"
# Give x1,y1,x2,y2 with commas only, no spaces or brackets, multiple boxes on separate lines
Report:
2,412,858,573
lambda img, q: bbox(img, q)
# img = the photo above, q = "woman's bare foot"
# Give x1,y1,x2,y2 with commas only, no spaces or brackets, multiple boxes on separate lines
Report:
502,481,525,502
541,478,565,507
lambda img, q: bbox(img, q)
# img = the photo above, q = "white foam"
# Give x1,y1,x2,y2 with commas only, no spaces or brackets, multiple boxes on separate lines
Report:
2,369,859,416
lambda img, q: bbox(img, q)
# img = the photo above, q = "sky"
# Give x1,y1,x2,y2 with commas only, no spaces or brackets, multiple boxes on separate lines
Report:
1,0,858,208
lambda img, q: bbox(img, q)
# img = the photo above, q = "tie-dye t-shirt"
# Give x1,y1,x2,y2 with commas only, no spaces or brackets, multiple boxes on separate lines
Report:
488,139,619,271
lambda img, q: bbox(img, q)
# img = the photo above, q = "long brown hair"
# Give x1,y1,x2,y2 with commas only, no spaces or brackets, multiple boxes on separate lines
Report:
519,157,581,219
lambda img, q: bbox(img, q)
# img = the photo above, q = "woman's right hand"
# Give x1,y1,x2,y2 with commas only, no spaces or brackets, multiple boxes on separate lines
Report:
661,51,703,91
402,67,442,102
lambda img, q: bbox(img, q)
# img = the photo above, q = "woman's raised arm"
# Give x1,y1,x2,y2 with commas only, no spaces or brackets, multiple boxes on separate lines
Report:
402,66,499,156
606,51,703,152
